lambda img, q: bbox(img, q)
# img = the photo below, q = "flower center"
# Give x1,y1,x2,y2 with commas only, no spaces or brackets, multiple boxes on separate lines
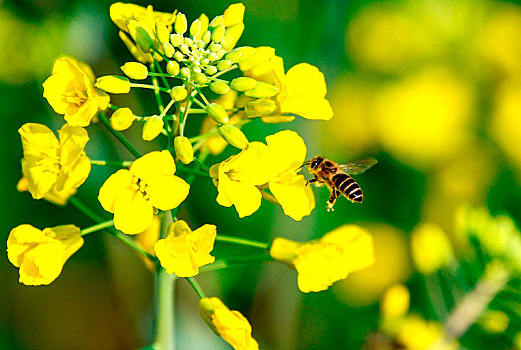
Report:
64,85,88,107
131,175,151,200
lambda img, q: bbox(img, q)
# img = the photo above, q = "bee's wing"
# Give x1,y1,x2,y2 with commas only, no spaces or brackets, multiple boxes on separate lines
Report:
339,158,377,175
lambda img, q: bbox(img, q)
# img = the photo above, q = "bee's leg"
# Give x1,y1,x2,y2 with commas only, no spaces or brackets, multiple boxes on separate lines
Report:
306,178,318,186
327,190,340,212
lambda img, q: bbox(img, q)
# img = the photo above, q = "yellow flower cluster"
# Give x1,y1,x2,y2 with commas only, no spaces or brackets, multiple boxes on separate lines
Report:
211,130,314,220
270,225,375,292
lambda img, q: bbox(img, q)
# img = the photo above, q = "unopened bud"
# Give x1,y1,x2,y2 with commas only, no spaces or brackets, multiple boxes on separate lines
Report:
209,43,222,53
230,77,257,92
202,31,212,44
95,75,131,94
167,61,180,76
245,98,277,116
127,20,154,52
205,66,218,76
190,19,202,38
110,107,135,131
209,15,224,28
210,81,230,95
193,72,208,85
174,51,185,62
119,30,153,63
174,136,194,164
225,46,255,63
170,33,184,47
206,103,229,124
244,82,279,98
198,14,209,36
211,24,226,43
184,37,193,47
239,46,276,71
142,115,164,141
174,12,187,34
221,23,244,51
207,52,218,62
217,124,249,149
155,21,170,45
223,3,245,27
170,86,188,101
216,59,232,71
180,67,190,78
121,62,148,80
163,42,175,58
180,44,190,55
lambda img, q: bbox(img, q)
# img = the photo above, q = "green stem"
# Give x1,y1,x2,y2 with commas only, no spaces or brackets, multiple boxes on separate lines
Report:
151,45,170,62
211,64,238,79
216,235,270,250
68,197,156,262
90,160,132,168
149,63,165,113
130,83,171,94
98,112,142,158
190,96,207,109
200,254,273,274
154,59,171,90
154,268,177,350
81,220,114,236
185,277,207,299
179,87,193,137
175,166,211,178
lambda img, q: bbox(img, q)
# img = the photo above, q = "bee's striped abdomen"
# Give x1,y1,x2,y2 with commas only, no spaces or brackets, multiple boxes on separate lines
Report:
332,173,363,203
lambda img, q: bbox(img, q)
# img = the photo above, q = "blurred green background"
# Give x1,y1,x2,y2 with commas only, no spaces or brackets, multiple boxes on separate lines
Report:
3,0,521,349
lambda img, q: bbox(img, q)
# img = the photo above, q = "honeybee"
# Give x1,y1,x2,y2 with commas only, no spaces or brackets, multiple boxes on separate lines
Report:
303,156,377,211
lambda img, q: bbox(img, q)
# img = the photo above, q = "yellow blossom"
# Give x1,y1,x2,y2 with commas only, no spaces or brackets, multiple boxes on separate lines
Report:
7,224,83,286
154,220,216,277
43,56,109,127
19,123,91,200
395,315,457,350
98,151,189,235
245,56,333,122
199,297,259,350
210,130,314,220
17,177,76,206
381,284,410,320
270,225,374,293
411,223,454,274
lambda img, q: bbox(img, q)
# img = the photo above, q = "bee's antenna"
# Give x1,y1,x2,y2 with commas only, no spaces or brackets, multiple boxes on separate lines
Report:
297,160,311,171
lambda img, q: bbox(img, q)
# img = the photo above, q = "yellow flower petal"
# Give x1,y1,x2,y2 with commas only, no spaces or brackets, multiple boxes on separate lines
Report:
223,3,245,27
113,188,154,235
269,174,314,221
265,130,307,173
285,63,327,98
281,96,333,120
130,150,176,181
98,169,133,213
217,166,263,218
146,174,190,211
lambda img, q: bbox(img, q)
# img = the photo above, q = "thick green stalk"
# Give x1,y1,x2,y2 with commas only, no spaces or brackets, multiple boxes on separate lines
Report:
153,268,177,350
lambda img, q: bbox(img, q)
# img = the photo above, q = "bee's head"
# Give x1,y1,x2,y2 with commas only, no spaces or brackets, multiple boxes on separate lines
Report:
309,156,324,170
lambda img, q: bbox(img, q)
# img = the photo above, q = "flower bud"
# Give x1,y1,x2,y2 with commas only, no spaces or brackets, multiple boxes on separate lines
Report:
180,67,190,78
119,30,153,63
230,77,257,92
142,115,164,141
163,42,175,58
221,23,245,51
381,284,410,320
202,31,212,44
95,75,131,94
193,72,208,85
184,37,194,47
210,81,230,95
411,223,454,274
198,14,209,37
175,12,187,34
223,3,245,27
245,98,277,116
211,24,226,43
226,46,255,63
216,59,232,71
167,61,180,76
174,51,185,62
238,46,275,71
209,15,224,28
190,19,202,38
127,20,154,51
206,103,229,124
121,62,148,80
180,44,190,55
170,86,188,101
155,21,170,45
205,66,218,76
110,107,135,131
207,52,218,62
218,124,249,149
170,33,184,47
174,136,194,164
244,81,279,98
209,43,222,53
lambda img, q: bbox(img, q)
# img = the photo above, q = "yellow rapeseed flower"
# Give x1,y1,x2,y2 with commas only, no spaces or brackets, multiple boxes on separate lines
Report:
7,224,83,286
42,56,109,127
210,130,314,220
270,225,374,293
154,220,216,277
98,151,189,235
245,56,333,122
17,177,76,206
199,297,259,350
19,123,91,200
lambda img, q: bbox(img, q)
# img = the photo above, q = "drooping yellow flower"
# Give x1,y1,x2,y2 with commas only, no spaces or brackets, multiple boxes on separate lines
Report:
17,177,76,206
245,56,333,122
7,224,83,286
98,151,189,235
154,220,216,277
270,225,374,293
210,130,314,220
42,56,109,127
19,123,91,200
199,297,259,350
